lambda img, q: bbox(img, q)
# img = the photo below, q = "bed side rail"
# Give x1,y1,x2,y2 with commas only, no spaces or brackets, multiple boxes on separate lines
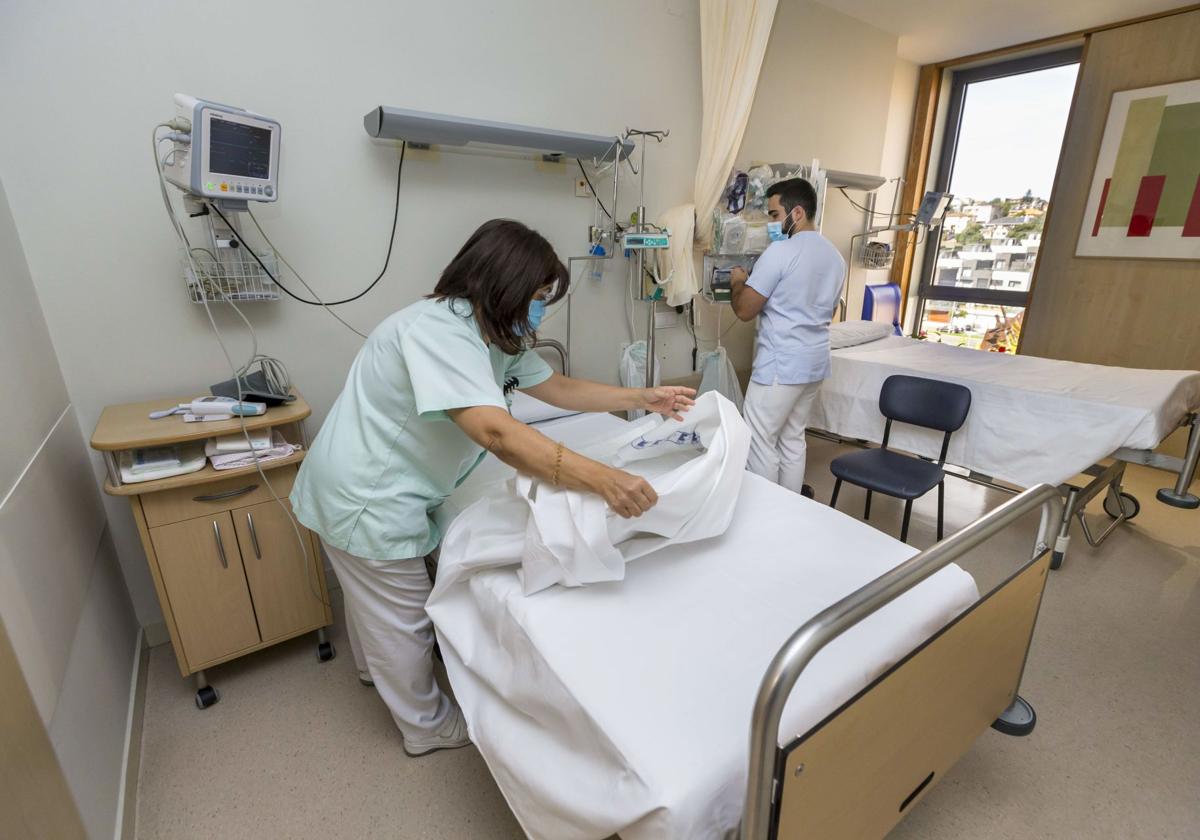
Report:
741,483,1061,840
532,338,570,377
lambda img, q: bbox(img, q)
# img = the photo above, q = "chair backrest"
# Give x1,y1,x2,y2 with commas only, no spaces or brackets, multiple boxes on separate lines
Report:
879,375,972,434
861,283,903,336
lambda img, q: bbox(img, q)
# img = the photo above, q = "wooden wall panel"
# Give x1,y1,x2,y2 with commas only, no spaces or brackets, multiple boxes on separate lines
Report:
891,64,942,312
1020,10,1200,367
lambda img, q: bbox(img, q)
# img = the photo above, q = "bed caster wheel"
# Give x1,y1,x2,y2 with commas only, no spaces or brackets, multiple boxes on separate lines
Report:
1103,492,1140,520
195,685,221,710
317,641,336,662
1050,551,1064,570
991,695,1036,737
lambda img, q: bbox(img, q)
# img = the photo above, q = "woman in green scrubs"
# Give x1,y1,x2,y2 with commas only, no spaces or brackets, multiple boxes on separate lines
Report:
291,219,695,756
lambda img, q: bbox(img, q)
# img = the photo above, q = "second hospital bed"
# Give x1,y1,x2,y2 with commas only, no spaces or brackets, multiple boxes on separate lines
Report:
426,400,1061,839
813,329,1200,567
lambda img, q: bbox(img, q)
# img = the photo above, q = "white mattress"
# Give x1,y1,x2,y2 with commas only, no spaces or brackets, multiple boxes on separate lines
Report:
428,412,979,840
814,336,1200,488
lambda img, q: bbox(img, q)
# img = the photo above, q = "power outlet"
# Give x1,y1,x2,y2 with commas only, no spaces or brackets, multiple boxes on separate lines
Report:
575,178,593,198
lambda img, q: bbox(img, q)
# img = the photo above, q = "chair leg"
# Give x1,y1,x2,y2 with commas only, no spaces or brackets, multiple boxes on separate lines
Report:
937,481,945,542
900,499,913,543
864,490,873,521
830,478,842,509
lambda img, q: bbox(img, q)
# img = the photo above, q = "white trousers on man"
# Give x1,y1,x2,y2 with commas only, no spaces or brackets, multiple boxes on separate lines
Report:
322,540,452,739
743,380,823,494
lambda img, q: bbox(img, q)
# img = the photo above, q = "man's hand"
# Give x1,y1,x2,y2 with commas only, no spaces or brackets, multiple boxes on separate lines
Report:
640,386,697,421
730,266,749,284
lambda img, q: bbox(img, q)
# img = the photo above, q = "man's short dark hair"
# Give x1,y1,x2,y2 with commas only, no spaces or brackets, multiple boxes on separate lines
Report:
765,178,817,221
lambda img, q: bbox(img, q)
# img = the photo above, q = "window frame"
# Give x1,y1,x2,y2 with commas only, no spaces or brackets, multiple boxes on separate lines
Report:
912,47,1083,333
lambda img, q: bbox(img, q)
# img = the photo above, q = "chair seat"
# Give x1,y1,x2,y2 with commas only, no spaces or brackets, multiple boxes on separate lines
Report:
830,449,944,499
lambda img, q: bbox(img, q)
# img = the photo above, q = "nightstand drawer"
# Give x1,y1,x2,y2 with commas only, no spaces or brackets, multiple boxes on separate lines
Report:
141,464,298,527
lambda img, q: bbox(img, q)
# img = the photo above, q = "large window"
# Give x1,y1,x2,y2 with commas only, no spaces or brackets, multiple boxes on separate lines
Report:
913,49,1081,351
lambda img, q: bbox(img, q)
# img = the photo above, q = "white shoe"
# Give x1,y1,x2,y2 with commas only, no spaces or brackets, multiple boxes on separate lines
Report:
403,707,471,757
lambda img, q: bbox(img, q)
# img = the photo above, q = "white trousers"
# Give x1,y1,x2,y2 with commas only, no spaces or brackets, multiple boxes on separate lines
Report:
743,380,823,494
322,540,452,739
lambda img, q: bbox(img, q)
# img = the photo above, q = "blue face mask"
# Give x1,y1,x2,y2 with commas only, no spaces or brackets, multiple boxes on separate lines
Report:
521,299,546,334
768,213,798,242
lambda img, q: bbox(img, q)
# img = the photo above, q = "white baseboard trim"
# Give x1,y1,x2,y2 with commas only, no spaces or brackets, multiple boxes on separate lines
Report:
112,628,146,840
143,621,170,648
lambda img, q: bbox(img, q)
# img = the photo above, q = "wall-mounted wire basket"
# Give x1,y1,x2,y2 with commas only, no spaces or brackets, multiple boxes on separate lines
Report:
183,250,281,303
860,240,894,269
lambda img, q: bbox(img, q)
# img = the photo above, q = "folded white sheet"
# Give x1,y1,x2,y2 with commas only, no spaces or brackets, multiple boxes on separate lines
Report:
814,336,1200,487
427,411,980,840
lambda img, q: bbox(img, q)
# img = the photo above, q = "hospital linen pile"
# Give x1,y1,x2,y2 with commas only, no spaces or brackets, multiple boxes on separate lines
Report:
437,390,750,594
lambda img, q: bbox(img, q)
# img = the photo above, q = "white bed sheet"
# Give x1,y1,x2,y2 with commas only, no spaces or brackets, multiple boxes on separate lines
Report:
428,412,979,840
814,336,1200,488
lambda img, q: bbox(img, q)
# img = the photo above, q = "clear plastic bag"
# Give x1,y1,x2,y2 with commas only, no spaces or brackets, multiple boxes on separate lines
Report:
620,340,660,419
696,347,744,414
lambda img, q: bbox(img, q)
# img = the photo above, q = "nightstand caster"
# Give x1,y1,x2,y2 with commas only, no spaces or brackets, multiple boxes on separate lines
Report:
195,685,221,710
316,628,335,662
194,670,220,710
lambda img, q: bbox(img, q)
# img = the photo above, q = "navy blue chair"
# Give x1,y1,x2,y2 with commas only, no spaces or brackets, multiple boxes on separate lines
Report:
829,375,972,543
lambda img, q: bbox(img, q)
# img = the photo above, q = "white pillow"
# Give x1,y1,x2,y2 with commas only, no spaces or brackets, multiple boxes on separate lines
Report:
830,320,894,350
509,389,580,424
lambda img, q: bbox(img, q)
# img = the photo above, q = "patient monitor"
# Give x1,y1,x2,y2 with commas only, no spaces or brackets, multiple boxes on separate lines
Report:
163,94,281,203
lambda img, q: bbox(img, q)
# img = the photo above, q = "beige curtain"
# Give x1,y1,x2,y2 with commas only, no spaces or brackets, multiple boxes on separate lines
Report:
660,0,778,306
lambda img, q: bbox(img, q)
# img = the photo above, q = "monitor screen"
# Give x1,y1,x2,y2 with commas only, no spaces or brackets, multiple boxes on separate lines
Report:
209,117,272,179
916,191,952,226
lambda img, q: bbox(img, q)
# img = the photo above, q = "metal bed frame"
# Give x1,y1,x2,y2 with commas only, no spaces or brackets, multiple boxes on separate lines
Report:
742,483,1061,839
812,410,1199,570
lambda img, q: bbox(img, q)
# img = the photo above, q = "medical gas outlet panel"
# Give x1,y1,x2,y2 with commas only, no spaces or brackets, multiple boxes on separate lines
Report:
163,94,281,203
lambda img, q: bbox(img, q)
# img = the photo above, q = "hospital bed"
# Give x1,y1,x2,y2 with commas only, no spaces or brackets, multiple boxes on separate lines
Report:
427,395,1060,839
812,329,1200,568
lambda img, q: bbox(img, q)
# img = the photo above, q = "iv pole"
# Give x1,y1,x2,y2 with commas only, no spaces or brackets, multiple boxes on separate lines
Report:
625,128,670,389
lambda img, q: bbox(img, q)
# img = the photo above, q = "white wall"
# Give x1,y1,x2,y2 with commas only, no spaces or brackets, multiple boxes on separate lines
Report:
0,0,916,629
721,1,915,368
0,0,703,628
0,177,139,839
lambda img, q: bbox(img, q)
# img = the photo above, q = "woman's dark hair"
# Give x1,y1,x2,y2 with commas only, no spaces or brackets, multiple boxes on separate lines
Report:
431,219,569,355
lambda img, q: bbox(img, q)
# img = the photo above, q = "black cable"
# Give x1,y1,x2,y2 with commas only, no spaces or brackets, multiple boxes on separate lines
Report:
838,187,914,220
209,141,407,306
577,159,619,226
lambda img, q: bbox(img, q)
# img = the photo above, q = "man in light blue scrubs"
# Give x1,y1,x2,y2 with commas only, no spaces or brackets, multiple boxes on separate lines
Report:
728,178,846,498
291,220,695,756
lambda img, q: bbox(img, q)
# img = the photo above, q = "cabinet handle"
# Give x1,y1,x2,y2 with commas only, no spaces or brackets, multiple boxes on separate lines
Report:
213,521,229,569
193,484,258,503
246,512,262,559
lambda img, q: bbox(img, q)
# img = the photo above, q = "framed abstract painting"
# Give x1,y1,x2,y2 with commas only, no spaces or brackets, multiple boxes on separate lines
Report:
1076,78,1200,259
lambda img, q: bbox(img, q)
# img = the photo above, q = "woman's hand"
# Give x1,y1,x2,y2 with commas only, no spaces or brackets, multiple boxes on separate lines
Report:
640,386,697,421
596,466,658,518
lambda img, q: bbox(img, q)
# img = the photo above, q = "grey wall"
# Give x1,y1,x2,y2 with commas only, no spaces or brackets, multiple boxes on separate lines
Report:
0,177,139,838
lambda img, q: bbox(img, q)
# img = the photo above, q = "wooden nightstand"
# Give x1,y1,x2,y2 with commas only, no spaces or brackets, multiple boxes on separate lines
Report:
90,391,333,709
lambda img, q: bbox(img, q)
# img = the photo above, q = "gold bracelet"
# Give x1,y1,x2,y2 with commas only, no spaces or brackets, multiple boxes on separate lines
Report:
552,441,564,487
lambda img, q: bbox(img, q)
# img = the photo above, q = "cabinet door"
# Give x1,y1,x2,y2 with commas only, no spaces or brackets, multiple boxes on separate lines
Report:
150,513,261,668
233,500,328,642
